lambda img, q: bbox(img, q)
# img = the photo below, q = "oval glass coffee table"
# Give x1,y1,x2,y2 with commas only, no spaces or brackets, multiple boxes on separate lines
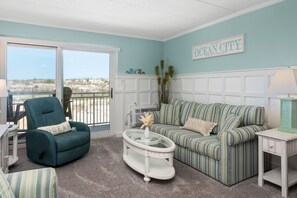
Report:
122,129,176,182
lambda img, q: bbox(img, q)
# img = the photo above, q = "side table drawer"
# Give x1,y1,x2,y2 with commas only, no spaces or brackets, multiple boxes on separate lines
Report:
263,137,281,155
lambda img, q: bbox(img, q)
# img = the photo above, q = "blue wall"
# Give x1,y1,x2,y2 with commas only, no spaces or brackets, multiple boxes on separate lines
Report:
0,21,163,75
164,0,296,74
0,0,295,75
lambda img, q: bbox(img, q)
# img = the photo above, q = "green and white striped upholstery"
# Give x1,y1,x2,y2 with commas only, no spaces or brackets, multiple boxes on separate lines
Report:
168,98,186,107
180,101,198,125
192,103,221,134
217,114,241,139
5,168,57,198
219,123,271,185
159,103,181,126
0,170,15,198
223,123,271,146
150,111,160,124
151,124,203,148
174,145,220,181
218,104,265,131
153,99,271,186
188,136,221,160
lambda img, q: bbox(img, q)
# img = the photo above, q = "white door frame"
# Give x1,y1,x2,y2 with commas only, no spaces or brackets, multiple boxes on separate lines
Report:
0,36,120,136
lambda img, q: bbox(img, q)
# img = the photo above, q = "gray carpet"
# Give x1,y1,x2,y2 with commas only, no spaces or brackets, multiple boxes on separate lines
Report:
9,137,297,198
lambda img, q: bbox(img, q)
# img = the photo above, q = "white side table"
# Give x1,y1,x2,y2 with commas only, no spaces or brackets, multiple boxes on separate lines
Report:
7,125,19,166
256,128,297,197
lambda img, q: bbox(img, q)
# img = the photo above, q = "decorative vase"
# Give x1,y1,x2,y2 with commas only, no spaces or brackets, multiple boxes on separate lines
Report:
144,127,150,139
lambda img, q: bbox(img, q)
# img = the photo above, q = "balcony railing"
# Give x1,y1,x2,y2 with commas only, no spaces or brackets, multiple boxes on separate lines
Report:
8,91,110,130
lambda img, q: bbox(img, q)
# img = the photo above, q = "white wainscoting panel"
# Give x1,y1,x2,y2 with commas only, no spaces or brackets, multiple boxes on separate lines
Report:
225,95,241,105
245,96,265,107
114,75,157,134
209,95,223,103
195,78,207,92
139,78,150,91
225,77,241,93
172,79,182,92
209,77,223,93
114,67,287,134
125,79,137,91
195,94,207,103
245,76,265,94
183,78,194,92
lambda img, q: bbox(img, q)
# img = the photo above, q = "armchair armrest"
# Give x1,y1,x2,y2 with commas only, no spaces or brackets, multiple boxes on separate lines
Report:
69,121,90,132
221,123,271,146
26,130,57,166
6,168,57,198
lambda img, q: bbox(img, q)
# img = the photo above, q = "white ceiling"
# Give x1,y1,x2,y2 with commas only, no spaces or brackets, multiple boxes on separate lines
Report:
0,0,283,41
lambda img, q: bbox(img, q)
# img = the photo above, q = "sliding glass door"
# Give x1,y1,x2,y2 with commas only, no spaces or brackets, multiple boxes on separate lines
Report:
6,44,57,129
3,40,114,133
63,50,110,132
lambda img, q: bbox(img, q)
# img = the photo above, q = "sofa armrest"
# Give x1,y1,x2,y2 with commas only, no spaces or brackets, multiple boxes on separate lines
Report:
69,121,90,132
221,123,271,146
150,111,160,124
5,168,57,198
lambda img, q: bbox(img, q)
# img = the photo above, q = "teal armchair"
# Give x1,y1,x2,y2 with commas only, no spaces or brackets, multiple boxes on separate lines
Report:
24,97,90,166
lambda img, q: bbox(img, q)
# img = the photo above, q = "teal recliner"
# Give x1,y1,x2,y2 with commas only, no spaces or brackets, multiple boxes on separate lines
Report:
24,97,90,166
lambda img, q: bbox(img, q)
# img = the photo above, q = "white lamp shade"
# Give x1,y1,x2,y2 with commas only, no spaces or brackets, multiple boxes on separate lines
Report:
0,79,8,97
268,68,297,94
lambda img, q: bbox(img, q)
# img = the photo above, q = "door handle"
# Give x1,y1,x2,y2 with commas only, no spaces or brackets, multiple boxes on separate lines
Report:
110,88,113,99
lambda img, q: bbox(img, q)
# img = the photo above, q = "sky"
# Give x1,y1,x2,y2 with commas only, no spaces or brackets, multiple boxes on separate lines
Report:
7,45,109,80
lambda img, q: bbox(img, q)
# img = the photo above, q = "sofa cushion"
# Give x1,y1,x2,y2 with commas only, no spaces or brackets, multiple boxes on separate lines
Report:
218,104,265,131
168,98,186,107
0,170,15,198
180,101,198,125
188,136,221,160
55,131,90,152
182,117,217,136
192,103,221,134
150,111,160,124
151,124,203,148
159,103,181,126
217,114,241,139
231,105,265,126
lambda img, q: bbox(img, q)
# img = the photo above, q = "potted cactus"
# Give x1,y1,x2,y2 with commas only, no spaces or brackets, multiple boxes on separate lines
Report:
155,60,174,107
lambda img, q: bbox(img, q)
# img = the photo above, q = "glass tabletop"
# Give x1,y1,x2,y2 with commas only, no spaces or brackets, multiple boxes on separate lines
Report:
125,129,172,149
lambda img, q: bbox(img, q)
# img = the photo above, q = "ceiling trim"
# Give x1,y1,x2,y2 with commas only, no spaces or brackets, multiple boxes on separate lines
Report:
0,0,285,42
0,17,162,42
162,0,285,41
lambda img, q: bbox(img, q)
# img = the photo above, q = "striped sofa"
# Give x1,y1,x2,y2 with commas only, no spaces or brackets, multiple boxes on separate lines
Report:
151,99,271,186
1,168,57,198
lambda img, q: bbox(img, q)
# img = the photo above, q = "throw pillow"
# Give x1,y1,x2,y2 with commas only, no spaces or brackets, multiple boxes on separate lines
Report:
0,170,15,198
182,117,217,136
159,103,181,126
217,114,241,139
37,121,72,136
150,111,160,124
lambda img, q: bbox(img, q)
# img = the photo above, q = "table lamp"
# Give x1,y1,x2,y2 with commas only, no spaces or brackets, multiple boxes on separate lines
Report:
269,68,297,133
0,79,8,119
0,79,8,98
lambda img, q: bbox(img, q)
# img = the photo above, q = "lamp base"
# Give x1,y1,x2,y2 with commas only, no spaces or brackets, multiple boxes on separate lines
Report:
279,98,297,133
278,127,297,134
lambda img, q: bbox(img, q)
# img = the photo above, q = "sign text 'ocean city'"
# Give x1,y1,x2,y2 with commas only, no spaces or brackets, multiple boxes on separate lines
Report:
192,34,244,60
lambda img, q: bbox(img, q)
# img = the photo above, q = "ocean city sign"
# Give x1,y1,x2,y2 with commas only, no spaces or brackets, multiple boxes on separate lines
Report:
192,34,244,60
